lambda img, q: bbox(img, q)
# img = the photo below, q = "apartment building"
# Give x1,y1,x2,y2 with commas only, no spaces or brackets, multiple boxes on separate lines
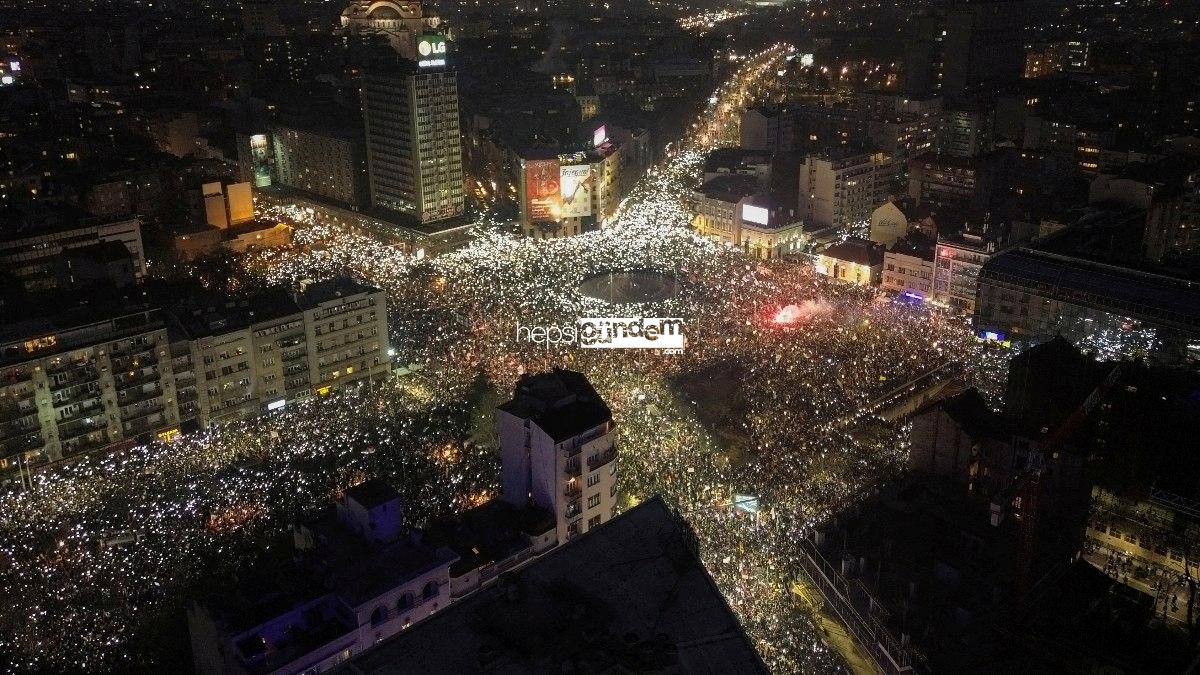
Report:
0,304,179,482
882,231,936,299
184,278,390,424
0,278,390,485
179,289,310,425
798,149,896,231
298,278,390,393
498,369,618,543
0,215,145,292
933,229,1002,313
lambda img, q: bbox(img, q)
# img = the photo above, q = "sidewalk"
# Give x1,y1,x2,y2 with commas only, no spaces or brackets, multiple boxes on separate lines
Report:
791,579,881,675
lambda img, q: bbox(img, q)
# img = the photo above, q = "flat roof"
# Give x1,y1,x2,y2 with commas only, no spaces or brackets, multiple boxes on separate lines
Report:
697,175,759,203
497,369,612,443
305,506,458,607
297,277,382,309
171,287,302,340
340,497,767,674
979,248,1200,329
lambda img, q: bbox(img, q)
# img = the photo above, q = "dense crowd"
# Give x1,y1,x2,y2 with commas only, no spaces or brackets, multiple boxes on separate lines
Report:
0,44,994,672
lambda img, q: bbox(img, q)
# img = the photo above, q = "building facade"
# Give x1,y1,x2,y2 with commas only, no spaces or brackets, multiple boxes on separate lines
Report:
817,237,885,285
271,124,369,208
798,150,896,232
498,369,618,543
975,247,1200,360
0,217,145,292
883,232,936,299
933,231,998,313
0,306,179,482
740,105,794,154
0,279,390,486
362,57,465,224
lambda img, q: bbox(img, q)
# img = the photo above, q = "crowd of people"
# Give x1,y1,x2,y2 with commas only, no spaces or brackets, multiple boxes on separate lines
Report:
0,44,1002,672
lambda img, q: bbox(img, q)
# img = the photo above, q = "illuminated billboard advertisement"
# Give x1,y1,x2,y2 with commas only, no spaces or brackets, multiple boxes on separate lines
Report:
525,159,561,221
559,164,593,218
417,35,448,68
593,125,607,148
742,204,769,226
249,134,272,187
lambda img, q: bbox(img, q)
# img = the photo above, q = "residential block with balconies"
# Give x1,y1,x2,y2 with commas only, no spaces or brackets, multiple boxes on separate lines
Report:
0,277,391,487
498,368,618,543
0,304,179,486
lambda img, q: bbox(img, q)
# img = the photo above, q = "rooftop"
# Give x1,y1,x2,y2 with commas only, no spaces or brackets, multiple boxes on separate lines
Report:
59,240,134,264
498,368,612,443
913,388,1006,440
340,497,766,675
887,231,936,260
697,174,760,203
296,277,382,310
979,248,1200,331
822,237,885,267
426,500,555,577
0,298,162,365
344,479,401,510
303,505,458,607
704,148,772,174
170,286,302,340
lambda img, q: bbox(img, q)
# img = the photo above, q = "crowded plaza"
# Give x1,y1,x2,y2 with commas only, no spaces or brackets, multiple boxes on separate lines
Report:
0,44,996,672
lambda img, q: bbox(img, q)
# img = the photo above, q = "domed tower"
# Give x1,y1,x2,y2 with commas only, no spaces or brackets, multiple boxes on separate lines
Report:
338,0,440,59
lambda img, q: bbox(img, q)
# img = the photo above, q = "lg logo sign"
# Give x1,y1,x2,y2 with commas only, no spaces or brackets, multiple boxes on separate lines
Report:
418,39,446,57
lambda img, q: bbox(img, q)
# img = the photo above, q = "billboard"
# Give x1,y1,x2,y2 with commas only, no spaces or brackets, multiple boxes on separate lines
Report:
525,159,561,222
742,204,769,226
559,164,593,218
417,35,448,68
593,125,607,148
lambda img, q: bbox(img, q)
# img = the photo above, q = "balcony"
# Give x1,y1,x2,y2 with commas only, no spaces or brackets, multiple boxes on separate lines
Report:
0,422,41,443
118,386,163,408
564,459,581,477
56,404,105,427
114,368,162,390
0,402,38,424
123,411,166,436
110,351,158,373
1,430,43,456
1,387,36,404
563,481,582,498
59,418,107,443
52,386,101,409
0,368,33,385
316,350,366,372
62,435,111,457
48,364,101,390
587,448,617,471
565,501,581,520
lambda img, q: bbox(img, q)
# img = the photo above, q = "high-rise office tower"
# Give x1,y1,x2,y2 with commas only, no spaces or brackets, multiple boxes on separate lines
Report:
361,43,464,224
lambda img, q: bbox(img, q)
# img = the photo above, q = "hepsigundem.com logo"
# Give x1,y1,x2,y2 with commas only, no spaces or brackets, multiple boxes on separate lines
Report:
515,317,685,350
